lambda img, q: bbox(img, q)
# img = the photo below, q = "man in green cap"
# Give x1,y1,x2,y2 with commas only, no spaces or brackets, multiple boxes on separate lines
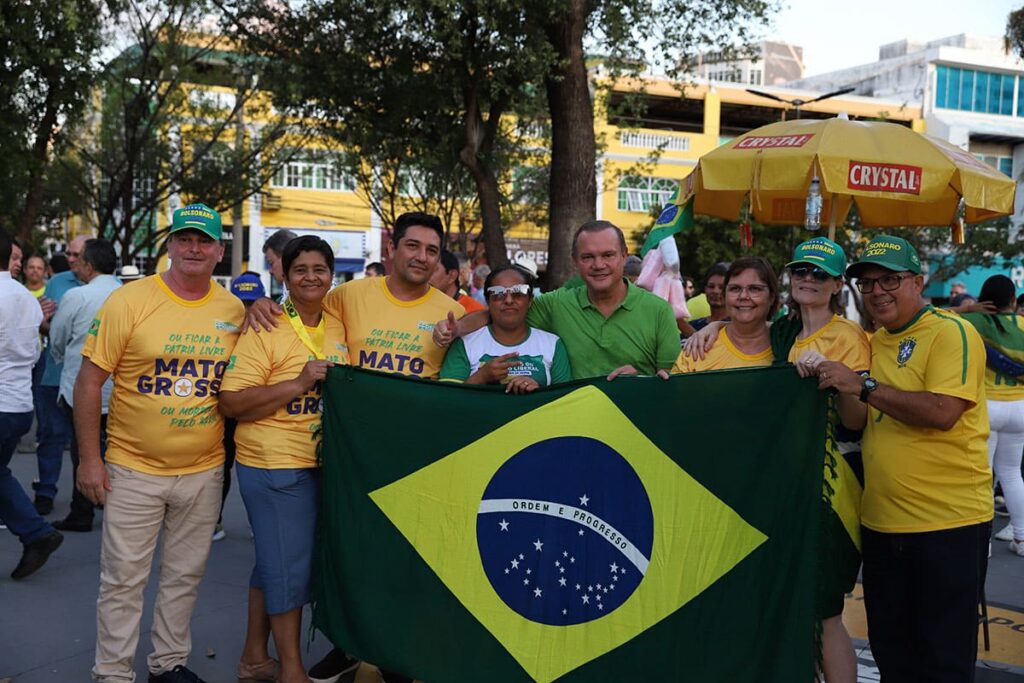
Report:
814,235,991,681
75,203,244,683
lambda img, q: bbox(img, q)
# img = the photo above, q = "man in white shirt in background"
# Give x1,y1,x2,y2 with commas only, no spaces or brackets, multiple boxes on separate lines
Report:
0,231,63,579
49,238,122,532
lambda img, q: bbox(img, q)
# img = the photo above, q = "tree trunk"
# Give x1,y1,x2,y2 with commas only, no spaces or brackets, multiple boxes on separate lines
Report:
17,90,59,244
460,148,508,269
543,0,597,288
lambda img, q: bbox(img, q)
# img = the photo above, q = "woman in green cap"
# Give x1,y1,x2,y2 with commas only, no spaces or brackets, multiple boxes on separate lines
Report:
684,237,869,682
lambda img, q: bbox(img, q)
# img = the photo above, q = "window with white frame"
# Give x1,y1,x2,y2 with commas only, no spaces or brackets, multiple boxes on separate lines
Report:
617,176,679,213
272,153,355,192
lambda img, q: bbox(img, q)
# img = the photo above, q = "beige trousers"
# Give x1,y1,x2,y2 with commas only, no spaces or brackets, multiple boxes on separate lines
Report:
91,463,223,682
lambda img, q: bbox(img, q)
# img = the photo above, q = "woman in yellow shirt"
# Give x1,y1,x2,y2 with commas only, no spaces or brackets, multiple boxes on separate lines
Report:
220,236,348,683
672,256,779,373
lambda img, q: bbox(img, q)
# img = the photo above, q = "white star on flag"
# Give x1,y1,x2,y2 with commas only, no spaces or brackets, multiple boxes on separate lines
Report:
534,587,542,598
610,562,618,573
533,539,543,552
582,595,590,604
499,519,509,531
523,578,529,585
559,577,567,586
511,559,519,569
579,494,589,506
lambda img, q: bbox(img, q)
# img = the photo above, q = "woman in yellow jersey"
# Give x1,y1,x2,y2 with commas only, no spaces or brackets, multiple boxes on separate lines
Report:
781,238,869,683
220,236,348,683
671,256,779,373
961,275,1024,556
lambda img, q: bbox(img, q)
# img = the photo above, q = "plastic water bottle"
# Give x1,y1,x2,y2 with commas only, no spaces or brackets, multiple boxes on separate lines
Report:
805,177,822,231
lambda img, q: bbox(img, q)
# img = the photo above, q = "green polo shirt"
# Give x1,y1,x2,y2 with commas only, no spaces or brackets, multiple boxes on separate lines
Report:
527,280,679,379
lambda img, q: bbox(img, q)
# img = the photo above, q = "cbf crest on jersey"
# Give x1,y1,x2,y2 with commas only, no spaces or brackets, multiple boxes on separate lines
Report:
314,366,827,682
897,336,917,367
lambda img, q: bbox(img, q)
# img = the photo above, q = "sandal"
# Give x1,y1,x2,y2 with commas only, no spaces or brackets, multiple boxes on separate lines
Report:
237,657,280,683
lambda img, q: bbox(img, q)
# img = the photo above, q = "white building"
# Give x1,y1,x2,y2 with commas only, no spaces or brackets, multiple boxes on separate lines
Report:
694,41,805,87
789,34,1024,238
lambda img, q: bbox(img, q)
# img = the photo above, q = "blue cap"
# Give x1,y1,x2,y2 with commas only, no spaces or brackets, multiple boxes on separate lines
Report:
230,273,266,301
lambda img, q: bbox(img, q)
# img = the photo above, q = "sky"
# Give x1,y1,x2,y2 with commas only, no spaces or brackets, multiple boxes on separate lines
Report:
768,0,1019,76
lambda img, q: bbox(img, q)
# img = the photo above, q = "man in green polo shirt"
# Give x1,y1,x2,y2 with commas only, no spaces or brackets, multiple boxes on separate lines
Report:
436,220,679,380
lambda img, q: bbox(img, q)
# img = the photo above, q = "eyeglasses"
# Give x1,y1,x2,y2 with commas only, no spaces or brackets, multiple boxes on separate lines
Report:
486,284,531,300
789,265,832,282
855,273,911,293
725,284,769,298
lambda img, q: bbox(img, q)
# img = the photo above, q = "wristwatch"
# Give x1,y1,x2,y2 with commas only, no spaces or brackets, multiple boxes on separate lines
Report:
859,377,879,403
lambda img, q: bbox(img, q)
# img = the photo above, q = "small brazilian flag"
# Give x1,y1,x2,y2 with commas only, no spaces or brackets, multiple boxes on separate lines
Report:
315,366,825,682
640,191,693,257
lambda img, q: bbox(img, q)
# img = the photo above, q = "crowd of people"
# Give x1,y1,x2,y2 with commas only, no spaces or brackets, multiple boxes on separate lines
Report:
0,205,1016,683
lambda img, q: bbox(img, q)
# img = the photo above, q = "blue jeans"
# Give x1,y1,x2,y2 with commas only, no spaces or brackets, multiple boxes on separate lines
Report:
34,384,70,500
0,411,54,545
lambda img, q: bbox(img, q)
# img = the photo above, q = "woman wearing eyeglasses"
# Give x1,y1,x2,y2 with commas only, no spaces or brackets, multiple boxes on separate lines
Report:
671,256,779,373
439,264,572,393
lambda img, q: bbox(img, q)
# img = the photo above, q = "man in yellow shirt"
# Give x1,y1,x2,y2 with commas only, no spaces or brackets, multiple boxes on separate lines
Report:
245,211,462,683
75,204,244,683
815,236,992,682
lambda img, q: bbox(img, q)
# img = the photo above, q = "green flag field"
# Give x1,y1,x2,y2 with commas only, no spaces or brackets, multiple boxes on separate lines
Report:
314,365,827,682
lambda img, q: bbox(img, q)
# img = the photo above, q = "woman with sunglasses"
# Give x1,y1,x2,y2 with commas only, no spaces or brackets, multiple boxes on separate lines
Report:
671,256,779,373
440,264,572,393
684,239,868,683
780,238,869,683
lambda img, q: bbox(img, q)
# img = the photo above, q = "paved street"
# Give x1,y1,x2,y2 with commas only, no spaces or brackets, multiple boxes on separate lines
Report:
2,447,1023,682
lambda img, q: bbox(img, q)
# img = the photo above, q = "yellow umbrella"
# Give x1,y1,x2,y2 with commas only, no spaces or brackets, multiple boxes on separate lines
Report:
683,117,1016,241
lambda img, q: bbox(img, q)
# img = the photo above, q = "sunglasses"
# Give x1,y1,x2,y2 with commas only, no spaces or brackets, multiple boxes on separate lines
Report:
486,284,531,300
789,265,832,282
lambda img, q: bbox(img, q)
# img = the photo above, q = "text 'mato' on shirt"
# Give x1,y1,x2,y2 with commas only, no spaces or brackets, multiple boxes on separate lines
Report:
82,275,244,475
322,276,463,379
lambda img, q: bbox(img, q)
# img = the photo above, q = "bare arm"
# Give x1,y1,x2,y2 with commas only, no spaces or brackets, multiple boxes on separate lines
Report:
816,360,968,431
220,360,332,422
74,359,112,504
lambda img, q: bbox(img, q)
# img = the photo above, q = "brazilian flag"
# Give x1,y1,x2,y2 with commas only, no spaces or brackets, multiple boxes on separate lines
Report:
640,191,693,257
315,366,825,682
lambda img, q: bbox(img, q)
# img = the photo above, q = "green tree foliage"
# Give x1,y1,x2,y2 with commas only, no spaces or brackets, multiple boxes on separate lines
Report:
0,0,108,244
56,0,307,265
227,0,555,267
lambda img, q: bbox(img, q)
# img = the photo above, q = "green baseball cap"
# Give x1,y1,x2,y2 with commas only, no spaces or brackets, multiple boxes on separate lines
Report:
169,203,222,240
846,235,922,278
786,237,846,277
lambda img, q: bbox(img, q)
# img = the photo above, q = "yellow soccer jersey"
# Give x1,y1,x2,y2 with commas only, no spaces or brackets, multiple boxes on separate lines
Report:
862,306,992,533
672,327,772,373
788,315,871,371
82,275,244,475
323,276,463,379
221,313,348,469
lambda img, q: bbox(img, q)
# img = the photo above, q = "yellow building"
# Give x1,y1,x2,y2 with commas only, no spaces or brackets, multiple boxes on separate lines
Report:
79,63,922,287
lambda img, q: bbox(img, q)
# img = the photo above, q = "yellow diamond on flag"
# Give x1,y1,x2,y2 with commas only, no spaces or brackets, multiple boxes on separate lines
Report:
369,386,767,682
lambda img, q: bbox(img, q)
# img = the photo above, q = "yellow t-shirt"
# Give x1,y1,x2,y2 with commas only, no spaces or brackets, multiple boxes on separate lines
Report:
29,285,45,299
82,275,244,475
862,306,992,533
788,315,871,371
671,327,772,373
323,276,463,379
221,313,348,469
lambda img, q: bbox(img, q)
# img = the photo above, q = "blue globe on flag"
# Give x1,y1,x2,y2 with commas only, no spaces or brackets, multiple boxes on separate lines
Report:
476,436,654,626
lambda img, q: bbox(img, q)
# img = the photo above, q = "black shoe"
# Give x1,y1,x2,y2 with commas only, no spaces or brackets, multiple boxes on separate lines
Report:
148,665,207,683
33,495,54,516
11,530,63,579
309,648,360,683
54,515,93,532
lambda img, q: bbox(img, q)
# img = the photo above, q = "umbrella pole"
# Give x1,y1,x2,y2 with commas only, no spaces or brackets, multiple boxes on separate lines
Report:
827,196,839,241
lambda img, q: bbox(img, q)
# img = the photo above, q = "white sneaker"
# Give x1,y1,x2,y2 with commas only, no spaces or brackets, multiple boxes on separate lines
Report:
994,524,1015,542
1010,539,1024,557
